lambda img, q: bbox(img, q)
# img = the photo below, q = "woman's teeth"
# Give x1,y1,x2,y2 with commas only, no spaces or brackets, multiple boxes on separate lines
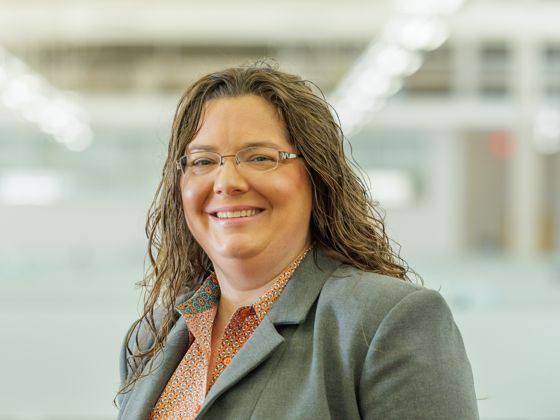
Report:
215,209,260,219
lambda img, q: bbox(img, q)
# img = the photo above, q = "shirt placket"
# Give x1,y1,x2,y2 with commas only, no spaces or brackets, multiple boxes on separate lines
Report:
207,306,256,390
184,305,218,410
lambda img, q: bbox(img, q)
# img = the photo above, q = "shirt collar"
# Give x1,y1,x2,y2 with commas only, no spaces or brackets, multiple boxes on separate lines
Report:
176,273,220,316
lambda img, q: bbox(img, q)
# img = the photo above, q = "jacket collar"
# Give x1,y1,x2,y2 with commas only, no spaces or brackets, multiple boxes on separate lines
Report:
119,248,342,419
268,248,341,325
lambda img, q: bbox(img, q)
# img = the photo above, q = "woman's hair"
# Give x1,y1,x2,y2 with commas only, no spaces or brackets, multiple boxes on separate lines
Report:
117,61,417,400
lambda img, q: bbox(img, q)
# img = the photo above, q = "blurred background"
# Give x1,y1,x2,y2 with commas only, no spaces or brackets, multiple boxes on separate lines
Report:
1,0,559,418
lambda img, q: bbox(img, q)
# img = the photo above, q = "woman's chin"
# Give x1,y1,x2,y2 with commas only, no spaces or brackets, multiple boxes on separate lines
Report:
208,242,265,262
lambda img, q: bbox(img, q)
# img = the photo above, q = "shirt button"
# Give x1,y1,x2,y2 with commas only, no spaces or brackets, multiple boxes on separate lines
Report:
195,403,201,413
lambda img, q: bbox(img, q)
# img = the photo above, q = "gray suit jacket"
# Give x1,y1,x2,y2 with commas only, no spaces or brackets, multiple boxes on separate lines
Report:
118,250,479,419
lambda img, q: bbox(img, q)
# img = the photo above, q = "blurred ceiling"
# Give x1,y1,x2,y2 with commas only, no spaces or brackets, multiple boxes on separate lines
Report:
1,0,560,133
2,0,560,96
2,0,560,45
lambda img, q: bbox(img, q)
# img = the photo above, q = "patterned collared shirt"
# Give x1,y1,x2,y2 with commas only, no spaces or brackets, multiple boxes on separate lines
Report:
148,247,310,419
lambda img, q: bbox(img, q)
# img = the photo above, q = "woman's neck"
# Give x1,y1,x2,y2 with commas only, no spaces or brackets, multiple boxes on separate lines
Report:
211,241,311,315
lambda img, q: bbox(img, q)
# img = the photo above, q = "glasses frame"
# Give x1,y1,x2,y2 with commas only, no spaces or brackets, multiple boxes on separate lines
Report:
176,146,303,176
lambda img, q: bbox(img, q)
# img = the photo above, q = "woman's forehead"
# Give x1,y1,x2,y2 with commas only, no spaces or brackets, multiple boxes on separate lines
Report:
187,96,291,151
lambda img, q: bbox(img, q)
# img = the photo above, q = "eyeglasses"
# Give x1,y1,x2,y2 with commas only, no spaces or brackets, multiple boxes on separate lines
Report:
176,146,302,177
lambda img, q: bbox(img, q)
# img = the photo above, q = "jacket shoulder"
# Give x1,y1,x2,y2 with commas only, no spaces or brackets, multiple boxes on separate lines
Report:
322,265,424,307
316,264,454,338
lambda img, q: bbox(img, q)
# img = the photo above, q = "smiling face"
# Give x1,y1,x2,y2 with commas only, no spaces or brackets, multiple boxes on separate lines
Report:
180,95,313,267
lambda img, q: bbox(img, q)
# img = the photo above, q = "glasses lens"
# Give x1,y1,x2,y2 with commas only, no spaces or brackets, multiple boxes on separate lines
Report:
238,147,279,171
187,152,220,175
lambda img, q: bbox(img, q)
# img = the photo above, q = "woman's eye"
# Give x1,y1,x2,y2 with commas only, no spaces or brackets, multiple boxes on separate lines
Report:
191,158,216,167
248,154,274,162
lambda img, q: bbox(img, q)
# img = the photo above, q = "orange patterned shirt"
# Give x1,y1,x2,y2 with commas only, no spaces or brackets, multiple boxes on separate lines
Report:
148,248,310,419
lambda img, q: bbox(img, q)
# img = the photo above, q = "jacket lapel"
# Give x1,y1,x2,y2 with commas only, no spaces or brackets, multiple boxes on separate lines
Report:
268,249,342,325
197,249,342,416
198,316,284,416
120,317,189,419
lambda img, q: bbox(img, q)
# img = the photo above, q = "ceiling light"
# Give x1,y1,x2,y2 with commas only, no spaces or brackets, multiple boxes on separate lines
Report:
0,47,93,152
386,17,449,51
376,45,423,77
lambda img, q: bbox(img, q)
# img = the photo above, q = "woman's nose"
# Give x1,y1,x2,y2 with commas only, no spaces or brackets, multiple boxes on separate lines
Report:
212,158,249,196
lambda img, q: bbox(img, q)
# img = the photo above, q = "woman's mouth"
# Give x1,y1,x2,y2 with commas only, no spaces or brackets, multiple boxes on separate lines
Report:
212,209,263,219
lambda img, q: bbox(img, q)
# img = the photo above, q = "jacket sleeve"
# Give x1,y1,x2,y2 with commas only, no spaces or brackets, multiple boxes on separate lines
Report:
116,320,143,409
359,288,479,419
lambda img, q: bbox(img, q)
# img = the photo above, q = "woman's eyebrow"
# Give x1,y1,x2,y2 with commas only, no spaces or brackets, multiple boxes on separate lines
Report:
243,141,280,149
188,140,280,152
187,144,218,152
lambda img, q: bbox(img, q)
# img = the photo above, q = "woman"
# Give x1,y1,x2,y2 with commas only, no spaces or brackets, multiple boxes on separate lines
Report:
117,64,479,419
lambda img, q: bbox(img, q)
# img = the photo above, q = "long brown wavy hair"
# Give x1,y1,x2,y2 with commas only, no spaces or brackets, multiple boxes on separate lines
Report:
117,62,417,401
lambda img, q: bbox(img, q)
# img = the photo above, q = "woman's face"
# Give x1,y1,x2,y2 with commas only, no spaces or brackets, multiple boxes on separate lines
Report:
180,95,313,264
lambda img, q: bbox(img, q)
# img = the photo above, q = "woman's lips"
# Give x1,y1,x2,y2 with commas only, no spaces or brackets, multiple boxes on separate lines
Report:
208,208,265,224
214,208,263,219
